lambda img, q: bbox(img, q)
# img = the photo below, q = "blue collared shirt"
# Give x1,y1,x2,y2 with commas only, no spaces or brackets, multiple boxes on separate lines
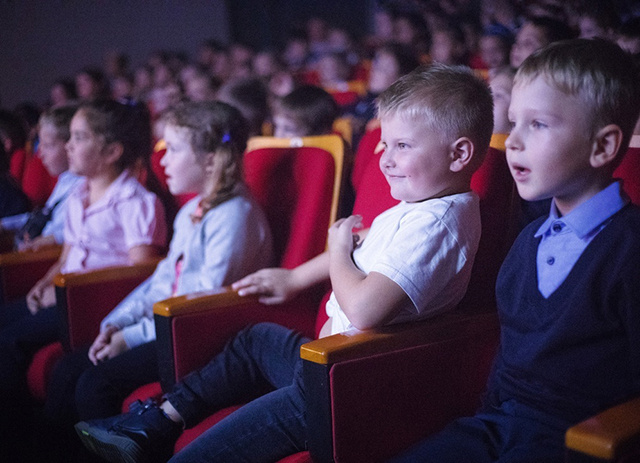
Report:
535,182,628,298
0,170,82,243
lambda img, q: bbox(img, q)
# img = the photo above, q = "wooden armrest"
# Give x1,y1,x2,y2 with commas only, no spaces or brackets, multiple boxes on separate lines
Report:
153,287,261,318
53,258,162,288
0,244,62,265
565,397,640,460
301,310,499,365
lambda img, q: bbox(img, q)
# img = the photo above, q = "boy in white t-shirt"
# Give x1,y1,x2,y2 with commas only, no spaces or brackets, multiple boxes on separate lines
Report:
75,63,494,463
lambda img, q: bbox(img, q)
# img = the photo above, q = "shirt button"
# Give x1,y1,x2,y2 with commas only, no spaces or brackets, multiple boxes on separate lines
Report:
552,223,563,233
547,256,555,265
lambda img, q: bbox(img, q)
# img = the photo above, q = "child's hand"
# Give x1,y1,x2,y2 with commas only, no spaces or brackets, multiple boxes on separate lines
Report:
18,235,56,252
232,268,299,305
328,215,363,256
89,326,128,365
26,281,55,315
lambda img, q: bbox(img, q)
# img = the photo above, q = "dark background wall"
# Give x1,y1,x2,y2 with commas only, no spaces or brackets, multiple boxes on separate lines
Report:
0,1,231,109
227,0,375,51
0,0,374,110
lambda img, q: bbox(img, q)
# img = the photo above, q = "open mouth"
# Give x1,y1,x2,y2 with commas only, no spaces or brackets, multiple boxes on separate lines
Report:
509,163,529,179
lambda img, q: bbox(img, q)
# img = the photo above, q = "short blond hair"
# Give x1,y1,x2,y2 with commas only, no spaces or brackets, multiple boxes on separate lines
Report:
515,38,640,157
377,63,494,169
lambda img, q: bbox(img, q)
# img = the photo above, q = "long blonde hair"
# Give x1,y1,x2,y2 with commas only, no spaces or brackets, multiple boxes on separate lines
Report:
162,101,250,218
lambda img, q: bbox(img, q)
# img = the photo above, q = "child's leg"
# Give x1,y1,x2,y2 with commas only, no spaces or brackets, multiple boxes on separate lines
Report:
391,400,568,463
75,341,159,420
166,322,310,428
170,382,306,463
389,415,498,463
74,323,310,463
44,346,94,427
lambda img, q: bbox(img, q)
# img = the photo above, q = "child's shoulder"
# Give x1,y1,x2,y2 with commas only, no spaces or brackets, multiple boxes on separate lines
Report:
391,191,479,223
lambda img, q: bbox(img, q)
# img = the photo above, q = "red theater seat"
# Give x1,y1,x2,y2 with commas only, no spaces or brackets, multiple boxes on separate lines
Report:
26,134,346,404
128,131,517,461
614,134,640,205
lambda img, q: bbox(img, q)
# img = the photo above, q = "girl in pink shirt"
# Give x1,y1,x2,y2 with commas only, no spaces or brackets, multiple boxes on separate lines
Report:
0,99,167,459
42,103,273,456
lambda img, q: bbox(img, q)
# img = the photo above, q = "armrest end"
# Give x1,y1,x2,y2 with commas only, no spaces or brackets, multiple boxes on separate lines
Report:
565,397,640,460
153,287,260,317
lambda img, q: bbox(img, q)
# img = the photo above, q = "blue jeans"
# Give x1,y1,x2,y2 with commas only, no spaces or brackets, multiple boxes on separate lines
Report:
389,399,569,463
166,322,310,463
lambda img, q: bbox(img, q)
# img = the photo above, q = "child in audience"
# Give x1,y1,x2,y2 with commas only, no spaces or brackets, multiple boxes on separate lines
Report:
488,66,515,135
216,77,269,137
510,16,574,68
390,38,640,463
0,104,82,250
479,23,514,77
75,67,110,101
0,109,29,182
0,99,167,459
74,63,494,463
43,101,273,456
430,22,470,66
0,141,29,219
350,43,419,136
271,84,338,138
576,0,619,40
617,16,640,57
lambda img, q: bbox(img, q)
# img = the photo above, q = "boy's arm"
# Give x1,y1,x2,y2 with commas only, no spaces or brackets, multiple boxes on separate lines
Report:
328,215,408,330
232,251,331,304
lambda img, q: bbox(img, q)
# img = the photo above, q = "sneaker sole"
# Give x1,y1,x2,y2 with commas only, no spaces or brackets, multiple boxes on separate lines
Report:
74,421,145,463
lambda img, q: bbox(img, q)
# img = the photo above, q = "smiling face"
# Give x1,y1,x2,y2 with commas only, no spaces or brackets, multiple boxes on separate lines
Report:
160,124,208,195
505,76,601,215
379,113,456,202
38,122,69,177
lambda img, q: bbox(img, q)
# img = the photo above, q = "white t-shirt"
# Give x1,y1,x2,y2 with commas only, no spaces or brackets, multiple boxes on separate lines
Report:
325,191,481,335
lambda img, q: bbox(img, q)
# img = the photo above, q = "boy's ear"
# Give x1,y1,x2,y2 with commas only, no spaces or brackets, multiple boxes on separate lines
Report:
590,124,623,169
449,137,474,173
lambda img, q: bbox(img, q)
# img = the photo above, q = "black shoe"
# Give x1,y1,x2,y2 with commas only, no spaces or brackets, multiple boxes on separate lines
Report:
74,399,181,463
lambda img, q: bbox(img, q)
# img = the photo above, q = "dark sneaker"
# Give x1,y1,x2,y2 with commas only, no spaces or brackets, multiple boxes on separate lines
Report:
74,399,181,463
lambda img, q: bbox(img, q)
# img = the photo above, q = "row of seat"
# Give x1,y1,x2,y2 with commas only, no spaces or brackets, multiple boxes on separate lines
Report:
2,130,639,461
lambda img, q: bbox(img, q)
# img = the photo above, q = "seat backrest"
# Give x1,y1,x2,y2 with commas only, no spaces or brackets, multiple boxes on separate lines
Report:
614,134,640,205
245,135,345,269
461,133,518,312
22,152,57,208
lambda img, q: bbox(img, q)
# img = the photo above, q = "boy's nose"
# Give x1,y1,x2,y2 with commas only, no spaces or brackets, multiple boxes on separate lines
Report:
505,130,520,151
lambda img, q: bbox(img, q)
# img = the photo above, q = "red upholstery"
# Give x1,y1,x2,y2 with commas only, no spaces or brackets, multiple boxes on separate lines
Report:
9,147,28,183
25,262,159,402
614,137,640,205
244,146,337,269
124,135,346,413
125,131,516,461
462,135,518,310
21,153,57,208
309,311,499,462
351,127,381,193
0,246,61,305
26,341,64,402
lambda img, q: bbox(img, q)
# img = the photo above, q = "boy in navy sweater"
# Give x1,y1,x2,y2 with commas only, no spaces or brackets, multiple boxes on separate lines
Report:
392,38,640,462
